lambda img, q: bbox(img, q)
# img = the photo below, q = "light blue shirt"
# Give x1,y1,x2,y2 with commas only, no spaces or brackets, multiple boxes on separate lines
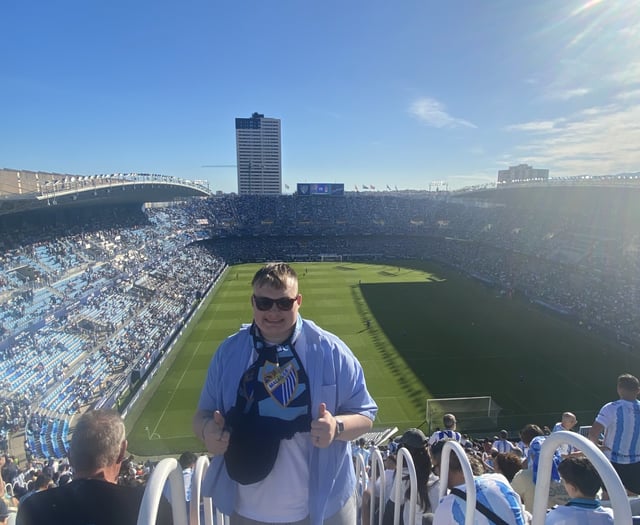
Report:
197,317,378,525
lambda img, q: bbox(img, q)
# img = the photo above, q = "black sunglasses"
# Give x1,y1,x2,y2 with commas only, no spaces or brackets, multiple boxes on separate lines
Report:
253,295,299,311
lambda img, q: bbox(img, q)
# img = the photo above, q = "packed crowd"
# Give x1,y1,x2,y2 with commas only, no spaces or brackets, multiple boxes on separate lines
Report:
0,189,638,466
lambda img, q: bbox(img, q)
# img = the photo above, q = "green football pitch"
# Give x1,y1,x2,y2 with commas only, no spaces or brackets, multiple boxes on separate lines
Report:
125,261,639,456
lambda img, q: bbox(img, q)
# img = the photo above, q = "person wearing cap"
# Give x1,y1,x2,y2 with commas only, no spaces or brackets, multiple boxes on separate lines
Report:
193,262,377,525
16,409,173,525
380,428,440,525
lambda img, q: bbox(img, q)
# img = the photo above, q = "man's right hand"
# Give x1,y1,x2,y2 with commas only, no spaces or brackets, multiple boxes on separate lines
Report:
202,410,230,456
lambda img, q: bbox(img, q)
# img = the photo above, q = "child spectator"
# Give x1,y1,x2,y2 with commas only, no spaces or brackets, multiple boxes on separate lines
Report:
545,456,613,524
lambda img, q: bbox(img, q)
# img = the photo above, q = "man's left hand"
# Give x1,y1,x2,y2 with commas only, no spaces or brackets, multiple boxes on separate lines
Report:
310,402,336,448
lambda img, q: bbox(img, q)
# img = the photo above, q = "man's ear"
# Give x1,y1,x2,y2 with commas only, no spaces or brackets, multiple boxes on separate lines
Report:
117,439,128,464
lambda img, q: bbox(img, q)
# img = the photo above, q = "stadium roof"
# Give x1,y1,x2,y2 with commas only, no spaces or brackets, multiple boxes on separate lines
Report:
0,169,211,217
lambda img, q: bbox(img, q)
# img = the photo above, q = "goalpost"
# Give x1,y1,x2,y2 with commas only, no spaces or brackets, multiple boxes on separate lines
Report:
319,253,343,262
426,396,502,434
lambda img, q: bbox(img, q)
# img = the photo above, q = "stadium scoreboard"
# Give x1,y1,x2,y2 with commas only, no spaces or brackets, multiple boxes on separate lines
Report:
297,183,344,196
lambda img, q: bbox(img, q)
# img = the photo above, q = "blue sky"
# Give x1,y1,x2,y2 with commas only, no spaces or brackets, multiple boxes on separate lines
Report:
2,0,639,193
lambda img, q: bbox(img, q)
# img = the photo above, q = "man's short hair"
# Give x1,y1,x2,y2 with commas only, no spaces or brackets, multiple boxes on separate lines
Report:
618,373,640,392
558,456,603,498
34,473,53,490
443,413,456,429
179,451,198,470
252,262,298,290
69,409,125,474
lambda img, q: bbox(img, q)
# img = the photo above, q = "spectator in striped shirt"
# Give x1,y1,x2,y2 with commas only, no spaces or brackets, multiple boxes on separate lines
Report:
588,373,640,495
431,440,527,525
493,430,515,454
428,414,466,447
552,412,579,458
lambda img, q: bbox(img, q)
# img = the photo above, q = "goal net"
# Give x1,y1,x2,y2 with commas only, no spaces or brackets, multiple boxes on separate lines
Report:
319,253,343,262
426,396,502,434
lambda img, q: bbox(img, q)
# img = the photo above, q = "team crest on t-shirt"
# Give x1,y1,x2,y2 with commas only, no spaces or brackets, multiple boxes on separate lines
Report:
262,361,299,407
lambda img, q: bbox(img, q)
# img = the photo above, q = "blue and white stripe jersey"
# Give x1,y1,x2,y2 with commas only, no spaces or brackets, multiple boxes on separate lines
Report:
544,501,613,525
429,430,464,446
595,399,640,464
494,439,515,454
433,474,527,525
551,423,577,456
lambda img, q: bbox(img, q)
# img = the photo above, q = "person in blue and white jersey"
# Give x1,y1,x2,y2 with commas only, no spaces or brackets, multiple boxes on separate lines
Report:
551,412,579,458
588,373,640,495
431,440,527,525
545,456,613,525
428,414,466,447
493,430,515,454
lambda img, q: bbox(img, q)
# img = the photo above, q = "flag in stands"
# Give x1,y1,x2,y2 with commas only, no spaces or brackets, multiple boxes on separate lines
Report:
370,185,375,190
362,184,369,189
285,184,290,189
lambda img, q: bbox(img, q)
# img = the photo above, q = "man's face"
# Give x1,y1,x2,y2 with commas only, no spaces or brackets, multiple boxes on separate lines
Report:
252,278,301,344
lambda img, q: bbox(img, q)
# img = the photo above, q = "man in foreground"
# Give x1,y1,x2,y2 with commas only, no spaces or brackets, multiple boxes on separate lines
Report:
16,409,173,525
193,262,377,524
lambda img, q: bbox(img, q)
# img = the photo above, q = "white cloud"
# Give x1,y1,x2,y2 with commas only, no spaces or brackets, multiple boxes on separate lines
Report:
409,97,476,129
548,87,591,100
615,88,640,101
506,120,558,132
507,102,640,177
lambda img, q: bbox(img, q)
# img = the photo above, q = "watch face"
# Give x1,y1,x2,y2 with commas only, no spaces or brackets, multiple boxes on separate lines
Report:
337,420,345,434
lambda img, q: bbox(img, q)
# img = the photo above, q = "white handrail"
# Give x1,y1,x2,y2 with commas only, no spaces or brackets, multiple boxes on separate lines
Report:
355,449,369,492
437,440,476,525
531,431,632,525
189,455,213,525
393,447,418,525
368,447,386,525
137,457,188,525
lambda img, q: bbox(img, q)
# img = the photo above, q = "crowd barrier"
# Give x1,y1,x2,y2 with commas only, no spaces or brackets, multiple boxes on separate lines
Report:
138,432,637,525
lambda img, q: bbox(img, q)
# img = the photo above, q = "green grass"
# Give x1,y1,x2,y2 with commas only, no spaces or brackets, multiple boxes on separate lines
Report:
125,261,639,456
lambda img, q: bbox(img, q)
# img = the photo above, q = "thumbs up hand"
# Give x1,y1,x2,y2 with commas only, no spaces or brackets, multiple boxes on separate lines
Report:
311,402,336,448
203,410,230,455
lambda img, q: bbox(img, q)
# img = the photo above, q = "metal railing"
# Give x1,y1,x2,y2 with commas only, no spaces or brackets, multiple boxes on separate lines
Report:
531,431,632,525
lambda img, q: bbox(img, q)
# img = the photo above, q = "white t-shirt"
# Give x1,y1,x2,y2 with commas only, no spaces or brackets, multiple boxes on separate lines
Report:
236,331,312,522
236,432,312,522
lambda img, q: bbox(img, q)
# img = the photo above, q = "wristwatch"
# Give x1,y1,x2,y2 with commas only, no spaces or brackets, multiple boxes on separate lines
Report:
336,419,345,436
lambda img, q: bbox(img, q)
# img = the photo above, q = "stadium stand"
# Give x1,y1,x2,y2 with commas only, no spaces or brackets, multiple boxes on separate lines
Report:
1,176,640,522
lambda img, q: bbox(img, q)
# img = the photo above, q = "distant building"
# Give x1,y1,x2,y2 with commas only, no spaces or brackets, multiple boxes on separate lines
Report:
235,112,282,195
497,164,549,184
